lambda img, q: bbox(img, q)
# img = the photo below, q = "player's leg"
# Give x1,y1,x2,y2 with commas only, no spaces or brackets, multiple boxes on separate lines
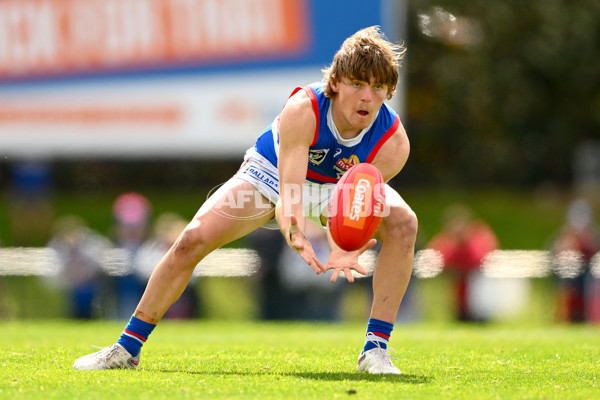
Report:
357,185,417,375
74,178,275,370
370,186,417,322
134,178,275,323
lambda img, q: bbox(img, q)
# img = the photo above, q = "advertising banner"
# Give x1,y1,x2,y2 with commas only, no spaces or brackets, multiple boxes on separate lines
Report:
0,0,402,158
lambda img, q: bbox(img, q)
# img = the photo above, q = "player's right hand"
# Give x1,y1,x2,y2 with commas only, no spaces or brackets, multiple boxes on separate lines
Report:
285,214,326,274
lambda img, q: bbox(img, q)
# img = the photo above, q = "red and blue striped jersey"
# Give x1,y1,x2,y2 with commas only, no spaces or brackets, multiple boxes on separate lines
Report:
253,82,399,184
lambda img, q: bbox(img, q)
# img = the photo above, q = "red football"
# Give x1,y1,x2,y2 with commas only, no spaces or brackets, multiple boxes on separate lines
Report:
327,163,386,251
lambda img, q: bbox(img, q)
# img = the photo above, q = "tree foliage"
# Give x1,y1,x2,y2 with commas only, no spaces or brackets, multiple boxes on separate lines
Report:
404,0,600,187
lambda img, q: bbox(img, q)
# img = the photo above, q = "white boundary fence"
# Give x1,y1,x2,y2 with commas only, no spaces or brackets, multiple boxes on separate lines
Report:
1,247,599,279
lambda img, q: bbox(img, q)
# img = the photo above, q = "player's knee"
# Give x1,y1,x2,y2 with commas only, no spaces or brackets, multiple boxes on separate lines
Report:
171,221,211,260
380,205,418,246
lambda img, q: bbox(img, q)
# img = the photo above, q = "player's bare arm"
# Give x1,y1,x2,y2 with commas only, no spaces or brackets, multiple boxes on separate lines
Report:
370,120,410,182
275,90,326,274
324,121,409,282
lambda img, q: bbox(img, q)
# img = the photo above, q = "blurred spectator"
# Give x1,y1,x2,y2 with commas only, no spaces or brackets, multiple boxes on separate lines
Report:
427,204,499,322
550,199,600,323
7,161,54,246
109,192,152,319
277,219,345,321
47,215,111,319
247,227,289,320
135,212,200,319
248,219,346,321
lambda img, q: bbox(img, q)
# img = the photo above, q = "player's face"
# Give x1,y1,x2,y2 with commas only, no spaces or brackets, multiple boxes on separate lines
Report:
330,76,388,138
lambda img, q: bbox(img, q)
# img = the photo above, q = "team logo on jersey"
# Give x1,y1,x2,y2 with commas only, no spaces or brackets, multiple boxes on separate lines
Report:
308,148,329,166
334,154,360,178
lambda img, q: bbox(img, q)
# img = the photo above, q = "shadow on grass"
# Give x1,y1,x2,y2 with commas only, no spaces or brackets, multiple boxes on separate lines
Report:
287,372,430,384
151,368,430,384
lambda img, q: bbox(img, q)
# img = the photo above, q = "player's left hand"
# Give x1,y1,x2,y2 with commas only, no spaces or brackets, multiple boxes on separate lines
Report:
324,238,376,283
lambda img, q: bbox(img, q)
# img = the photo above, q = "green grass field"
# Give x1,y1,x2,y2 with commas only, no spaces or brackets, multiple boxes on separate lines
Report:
1,320,599,399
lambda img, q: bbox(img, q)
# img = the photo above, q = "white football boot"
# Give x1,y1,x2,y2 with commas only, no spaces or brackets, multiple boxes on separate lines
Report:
73,343,139,370
357,334,402,375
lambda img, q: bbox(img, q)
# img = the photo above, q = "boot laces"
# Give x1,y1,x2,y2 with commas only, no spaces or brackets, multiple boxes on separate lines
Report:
365,332,398,364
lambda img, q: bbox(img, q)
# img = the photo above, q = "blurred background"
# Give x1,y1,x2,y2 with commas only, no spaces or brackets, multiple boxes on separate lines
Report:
0,0,599,324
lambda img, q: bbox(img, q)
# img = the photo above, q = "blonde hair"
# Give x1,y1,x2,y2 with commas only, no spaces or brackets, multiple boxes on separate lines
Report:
322,26,405,100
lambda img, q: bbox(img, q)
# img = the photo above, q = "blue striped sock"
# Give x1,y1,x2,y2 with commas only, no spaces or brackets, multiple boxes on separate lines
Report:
363,318,393,353
117,315,156,357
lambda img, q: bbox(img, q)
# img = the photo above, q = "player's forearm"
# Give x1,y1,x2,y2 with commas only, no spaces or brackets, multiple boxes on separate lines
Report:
275,167,306,236
277,144,309,228
275,195,304,233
